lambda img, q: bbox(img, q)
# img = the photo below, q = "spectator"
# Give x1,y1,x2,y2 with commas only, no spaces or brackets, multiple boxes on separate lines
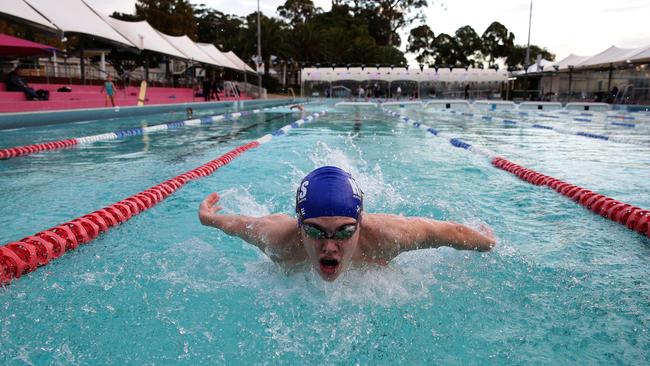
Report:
100,74,117,107
211,78,221,101
202,78,211,102
6,66,40,100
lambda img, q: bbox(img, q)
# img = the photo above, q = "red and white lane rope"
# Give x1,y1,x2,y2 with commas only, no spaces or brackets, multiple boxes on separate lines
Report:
383,108,650,239
0,110,326,285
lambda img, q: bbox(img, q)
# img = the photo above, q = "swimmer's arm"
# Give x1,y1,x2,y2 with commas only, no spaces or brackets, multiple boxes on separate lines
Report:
416,219,495,252
198,192,294,251
391,217,495,253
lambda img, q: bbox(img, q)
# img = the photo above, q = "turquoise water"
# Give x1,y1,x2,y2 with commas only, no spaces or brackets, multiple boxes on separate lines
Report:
1,101,649,364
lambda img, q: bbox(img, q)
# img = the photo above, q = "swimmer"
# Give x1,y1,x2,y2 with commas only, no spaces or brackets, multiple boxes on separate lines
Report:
199,166,495,281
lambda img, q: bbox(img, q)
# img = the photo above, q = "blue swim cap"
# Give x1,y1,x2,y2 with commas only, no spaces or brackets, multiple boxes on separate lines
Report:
296,166,363,224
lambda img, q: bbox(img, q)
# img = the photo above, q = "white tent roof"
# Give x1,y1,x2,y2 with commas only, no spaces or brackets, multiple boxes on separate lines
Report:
157,33,217,65
555,53,592,70
196,43,240,70
631,46,650,63
224,51,256,73
551,43,650,71
302,67,508,83
24,0,134,47
576,45,648,67
102,16,187,59
0,0,58,31
524,59,556,73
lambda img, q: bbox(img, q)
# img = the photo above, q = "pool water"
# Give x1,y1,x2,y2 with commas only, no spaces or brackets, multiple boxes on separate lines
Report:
1,101,649,364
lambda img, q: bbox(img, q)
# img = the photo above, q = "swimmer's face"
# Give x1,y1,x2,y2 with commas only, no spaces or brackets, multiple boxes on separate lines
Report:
301,216,360,281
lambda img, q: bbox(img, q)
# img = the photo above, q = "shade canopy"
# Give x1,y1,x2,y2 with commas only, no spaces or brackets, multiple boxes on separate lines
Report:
224,51,256,73
0,0,58,31
0,33,57,56
102,16,187,59
24,0,134,47
302,67,508,83
158,33,217,65
196,43,240,70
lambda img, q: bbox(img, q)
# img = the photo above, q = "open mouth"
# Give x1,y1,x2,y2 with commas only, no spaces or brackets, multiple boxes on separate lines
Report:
319,258,340,275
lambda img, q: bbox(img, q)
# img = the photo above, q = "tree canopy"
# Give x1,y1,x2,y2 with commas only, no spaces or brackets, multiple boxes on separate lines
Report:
407,22,555,68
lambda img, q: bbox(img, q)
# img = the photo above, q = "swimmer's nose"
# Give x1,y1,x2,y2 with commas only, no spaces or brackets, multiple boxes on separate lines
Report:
321,239,339,254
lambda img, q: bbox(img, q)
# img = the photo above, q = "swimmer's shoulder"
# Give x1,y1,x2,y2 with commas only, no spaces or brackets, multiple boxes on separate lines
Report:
257,213,302,250
358,213,409,261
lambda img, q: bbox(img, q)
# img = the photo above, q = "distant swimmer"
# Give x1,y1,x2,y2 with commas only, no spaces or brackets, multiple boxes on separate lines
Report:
199,166,495,281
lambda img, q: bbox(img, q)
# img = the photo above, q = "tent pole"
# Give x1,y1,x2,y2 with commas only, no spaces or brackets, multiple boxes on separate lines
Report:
607,63,613,91
80,40,85,85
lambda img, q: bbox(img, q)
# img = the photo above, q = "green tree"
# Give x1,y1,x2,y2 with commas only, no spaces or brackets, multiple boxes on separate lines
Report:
110,12,142,21
194,5,245,53
481,21,514,66
277,0,322,26
134,0,196,38
432,33,461,66
240,12,290,74
407,24,435,63
341,0,429,47
454,25,482,67
506,44,555,68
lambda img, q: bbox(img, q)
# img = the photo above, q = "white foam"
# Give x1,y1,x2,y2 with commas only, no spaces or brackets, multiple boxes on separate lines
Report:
219,187,273,217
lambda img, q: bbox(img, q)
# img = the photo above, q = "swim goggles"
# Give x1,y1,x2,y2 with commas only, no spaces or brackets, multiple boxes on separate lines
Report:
302,223,358,240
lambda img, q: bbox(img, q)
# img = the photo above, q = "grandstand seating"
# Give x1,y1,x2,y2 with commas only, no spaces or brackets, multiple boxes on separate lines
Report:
0,83,250,113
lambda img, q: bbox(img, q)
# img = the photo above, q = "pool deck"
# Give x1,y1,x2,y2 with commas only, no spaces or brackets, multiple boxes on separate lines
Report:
0,98,299,130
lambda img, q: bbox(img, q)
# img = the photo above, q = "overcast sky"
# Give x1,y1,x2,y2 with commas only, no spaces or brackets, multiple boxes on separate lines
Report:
86,0,650,63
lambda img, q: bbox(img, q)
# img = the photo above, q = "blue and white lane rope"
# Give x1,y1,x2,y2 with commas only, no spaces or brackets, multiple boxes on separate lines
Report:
382,108,499,160
488,109,642,128
0,104,299,159
424,107,649,147
254,110,327,144
76,104,291,144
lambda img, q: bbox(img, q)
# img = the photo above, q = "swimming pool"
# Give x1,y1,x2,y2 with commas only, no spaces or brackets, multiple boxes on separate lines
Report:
1,100,648,364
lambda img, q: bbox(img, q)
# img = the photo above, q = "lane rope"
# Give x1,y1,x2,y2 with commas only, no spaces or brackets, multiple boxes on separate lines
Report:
422,107,650,147
0,104,298,160
382,108,650,239
0,110,326,285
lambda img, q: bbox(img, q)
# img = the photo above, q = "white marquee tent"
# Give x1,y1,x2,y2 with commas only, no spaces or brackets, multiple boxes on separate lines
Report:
573,45,650,68
224,51,256,74
0,0,257,73
102,17,186,59
0,0,57,31
302,67,508,83
528,43,650,73
24,0,134,47
158,33,219,66
196,43,240,70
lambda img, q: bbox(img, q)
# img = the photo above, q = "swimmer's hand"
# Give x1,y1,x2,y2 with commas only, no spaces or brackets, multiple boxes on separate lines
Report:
476,223,495,241
198,192,223,226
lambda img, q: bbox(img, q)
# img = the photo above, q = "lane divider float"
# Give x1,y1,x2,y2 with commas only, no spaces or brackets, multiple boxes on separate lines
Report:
495,108,642,128
382,108,650,239
425,107,649,147
0,104,297,160
0,110,326,285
